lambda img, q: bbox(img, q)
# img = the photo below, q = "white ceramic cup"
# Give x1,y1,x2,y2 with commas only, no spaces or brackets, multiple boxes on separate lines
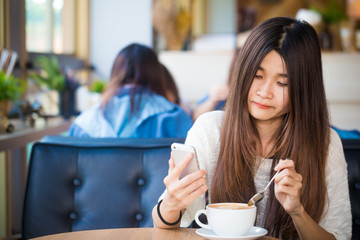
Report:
194,202,256,237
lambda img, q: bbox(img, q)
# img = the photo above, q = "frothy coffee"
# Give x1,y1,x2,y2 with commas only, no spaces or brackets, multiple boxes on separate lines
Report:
210,203,254,210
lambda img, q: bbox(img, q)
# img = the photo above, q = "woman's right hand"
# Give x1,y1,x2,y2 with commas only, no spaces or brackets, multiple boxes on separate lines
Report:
161,152,207,216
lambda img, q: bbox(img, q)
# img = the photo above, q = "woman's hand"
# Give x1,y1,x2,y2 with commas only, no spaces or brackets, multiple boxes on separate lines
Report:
161,152,207,214
273,160,336,240
274,159,303,216
152,152,206,228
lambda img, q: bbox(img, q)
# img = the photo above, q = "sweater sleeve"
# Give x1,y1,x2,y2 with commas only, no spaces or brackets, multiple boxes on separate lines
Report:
180,111,224,227
319,129,352,240
156,111,224,227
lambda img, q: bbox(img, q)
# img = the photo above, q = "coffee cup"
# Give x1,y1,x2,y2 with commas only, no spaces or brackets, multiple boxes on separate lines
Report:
194,202,256,237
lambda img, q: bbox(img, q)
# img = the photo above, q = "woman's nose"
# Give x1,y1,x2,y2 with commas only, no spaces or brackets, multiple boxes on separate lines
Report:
256,82,273,99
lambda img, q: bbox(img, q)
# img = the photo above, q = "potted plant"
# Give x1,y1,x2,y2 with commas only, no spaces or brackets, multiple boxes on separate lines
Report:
30,55,80,119
29,55,65,91
29,55,66,116
0,71,25,102
0,70,25,132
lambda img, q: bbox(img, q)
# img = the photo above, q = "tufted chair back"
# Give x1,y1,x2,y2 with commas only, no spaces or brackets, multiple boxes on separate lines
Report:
342,138,360,240
22,135,184,239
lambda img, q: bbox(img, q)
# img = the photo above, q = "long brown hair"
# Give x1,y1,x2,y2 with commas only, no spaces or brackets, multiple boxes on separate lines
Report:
210,17,330,239
101,43,169,113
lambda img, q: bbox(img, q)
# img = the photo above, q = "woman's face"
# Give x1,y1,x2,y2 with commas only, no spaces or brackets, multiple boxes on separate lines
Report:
247,50,289,126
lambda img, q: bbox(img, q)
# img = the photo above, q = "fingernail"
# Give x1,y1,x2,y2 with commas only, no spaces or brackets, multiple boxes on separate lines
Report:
274,163,280,171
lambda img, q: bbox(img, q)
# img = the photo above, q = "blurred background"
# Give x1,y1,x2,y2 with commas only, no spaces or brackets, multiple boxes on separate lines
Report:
1,0,359,125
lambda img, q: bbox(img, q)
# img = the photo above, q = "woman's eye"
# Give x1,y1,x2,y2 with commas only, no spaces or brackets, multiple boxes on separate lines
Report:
277,82,288,87
255,74,262,79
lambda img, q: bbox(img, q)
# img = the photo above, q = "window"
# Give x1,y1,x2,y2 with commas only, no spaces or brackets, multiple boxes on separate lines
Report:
26,0,75,54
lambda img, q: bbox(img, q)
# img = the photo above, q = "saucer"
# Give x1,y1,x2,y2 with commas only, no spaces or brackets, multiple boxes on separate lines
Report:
195,226,268,240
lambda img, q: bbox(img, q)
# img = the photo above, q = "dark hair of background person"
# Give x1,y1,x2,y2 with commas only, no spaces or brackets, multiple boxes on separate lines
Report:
161,64,180,105
101,43,169,113
211,17,329,239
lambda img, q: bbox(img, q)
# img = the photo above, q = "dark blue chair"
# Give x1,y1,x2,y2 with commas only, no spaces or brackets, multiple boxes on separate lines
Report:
21,136,184,239
341,138,360,240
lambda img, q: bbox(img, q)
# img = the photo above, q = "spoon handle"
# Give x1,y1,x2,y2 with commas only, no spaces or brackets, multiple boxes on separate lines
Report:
264,170,280,191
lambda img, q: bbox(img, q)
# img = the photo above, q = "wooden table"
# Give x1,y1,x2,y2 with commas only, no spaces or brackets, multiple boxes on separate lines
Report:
0,117,72,236
30,228,278,240
0,117,72,151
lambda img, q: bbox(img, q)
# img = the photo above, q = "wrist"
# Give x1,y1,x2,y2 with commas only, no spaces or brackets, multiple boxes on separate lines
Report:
160,198,180,215
289,204,305,219
157,199,182,226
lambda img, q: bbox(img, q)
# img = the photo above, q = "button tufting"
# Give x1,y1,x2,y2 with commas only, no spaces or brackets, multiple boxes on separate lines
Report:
137,178,145,186
355,182,360,190
69,212,78,220
135,213,144,221
73,178,81,186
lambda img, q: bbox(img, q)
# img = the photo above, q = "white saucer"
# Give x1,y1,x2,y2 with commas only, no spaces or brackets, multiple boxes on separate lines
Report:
195,226,268,240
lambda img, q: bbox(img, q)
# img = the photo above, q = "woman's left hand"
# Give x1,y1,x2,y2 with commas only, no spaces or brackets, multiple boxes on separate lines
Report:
274,159,303,216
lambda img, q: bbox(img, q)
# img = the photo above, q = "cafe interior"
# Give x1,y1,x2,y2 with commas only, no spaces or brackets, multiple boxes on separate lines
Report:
0,0,360,239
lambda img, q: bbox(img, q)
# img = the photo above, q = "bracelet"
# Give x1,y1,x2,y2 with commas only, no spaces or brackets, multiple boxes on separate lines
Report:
157,199,182,226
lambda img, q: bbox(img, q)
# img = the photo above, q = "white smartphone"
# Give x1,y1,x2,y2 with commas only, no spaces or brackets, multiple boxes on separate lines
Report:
171,143,200,179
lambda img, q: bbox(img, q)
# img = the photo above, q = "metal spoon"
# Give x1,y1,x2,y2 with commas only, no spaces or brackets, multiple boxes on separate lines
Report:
248,170,280,206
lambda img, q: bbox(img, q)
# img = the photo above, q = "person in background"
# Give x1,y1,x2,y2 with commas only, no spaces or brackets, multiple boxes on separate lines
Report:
192,49,239,120
152,17,351,239
68,43,193,138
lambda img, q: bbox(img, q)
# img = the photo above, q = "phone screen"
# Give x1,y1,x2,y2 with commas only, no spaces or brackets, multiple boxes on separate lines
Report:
171,143,200,179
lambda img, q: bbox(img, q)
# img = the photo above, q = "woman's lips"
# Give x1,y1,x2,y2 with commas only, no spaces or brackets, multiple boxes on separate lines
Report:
254,102,272,109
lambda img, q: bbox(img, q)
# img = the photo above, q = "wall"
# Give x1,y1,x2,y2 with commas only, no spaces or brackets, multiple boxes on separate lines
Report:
322,52,360,131
89,0,153,79
159,50,233,105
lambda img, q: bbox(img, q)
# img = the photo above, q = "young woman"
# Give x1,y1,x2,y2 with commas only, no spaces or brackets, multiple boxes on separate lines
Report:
152,17,351,239
68,43,192,138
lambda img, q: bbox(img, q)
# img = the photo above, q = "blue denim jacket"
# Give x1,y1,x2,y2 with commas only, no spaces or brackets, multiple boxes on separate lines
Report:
68,86,193,138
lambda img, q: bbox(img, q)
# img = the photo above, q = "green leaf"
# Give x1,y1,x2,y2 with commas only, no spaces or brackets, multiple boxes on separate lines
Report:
30,55,65,91
310,0,347,25
0,71,25,101
90,80,107,93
